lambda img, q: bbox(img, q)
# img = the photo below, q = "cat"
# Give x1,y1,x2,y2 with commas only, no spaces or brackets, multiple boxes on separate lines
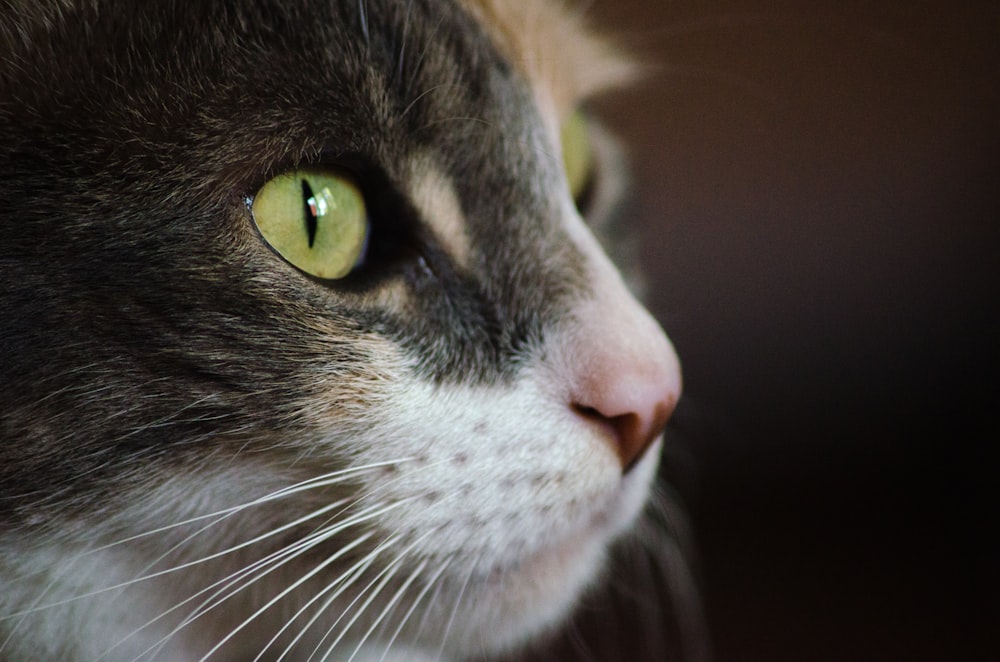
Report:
0,0,705,659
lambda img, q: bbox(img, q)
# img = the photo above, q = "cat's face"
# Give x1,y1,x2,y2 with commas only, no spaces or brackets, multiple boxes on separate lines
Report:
0,0,680,659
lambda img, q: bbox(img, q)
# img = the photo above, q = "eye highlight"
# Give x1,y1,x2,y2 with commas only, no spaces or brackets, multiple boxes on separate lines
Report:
251,167,369,280
560,110,593,205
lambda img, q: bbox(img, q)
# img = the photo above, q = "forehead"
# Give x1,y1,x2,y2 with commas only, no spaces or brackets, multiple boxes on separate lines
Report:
3,1,629,173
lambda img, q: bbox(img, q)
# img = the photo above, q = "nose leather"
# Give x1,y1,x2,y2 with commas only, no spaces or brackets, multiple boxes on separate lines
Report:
567,288,682,473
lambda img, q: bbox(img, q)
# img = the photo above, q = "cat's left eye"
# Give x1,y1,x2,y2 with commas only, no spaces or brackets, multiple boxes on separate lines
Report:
251,167,369,280
560,110,593,208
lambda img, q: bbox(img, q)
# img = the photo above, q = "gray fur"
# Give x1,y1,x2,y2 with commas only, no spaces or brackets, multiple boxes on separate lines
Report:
0,1,703,659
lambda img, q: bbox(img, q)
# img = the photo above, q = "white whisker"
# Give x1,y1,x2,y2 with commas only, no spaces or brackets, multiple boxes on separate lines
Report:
0,557,74,654
400,83,453,121
96,498,365,661
282,534,406,662
416,116,493,133
314,528,439,662
120,499,414,662
405,552,453,655
376,556,452,662
433,554,479,662
257,467,459,659
100,459,414,551
317,555,406,661
13,496,349,624
151,498,415,660
345,554,433,661
195,528,383,662
2,460,414,623
309,529,436,660
256,522,436,660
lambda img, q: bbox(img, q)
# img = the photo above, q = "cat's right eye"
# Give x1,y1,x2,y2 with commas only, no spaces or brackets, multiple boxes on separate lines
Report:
251,167,369,280
560,110,594,208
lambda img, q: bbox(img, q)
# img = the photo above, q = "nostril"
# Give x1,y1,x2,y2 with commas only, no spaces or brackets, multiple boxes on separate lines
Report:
561,276,683,475
572,399,673,473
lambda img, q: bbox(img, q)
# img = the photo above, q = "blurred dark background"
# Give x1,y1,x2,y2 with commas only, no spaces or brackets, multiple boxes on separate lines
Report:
592,1,997,660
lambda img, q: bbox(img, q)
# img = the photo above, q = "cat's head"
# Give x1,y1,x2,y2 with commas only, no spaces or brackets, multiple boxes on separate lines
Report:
0,0,681,658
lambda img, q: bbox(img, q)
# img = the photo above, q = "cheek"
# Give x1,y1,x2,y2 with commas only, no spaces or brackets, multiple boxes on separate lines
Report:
347,347,658,570
332,364,660,655
360,377,616,529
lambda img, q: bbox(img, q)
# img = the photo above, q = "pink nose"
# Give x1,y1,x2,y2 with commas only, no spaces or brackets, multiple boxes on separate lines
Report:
567,300,682,473
571,351,680,472
572,384,677,472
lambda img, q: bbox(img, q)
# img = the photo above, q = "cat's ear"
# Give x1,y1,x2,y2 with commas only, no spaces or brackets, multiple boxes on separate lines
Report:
460,0,640,116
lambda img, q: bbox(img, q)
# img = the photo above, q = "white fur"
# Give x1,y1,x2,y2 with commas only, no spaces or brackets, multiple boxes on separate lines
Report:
1,333,662,660
345,363,662,656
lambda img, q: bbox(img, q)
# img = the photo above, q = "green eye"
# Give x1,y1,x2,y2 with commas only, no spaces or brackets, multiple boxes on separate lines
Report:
251,167,369,280
560,110,592,203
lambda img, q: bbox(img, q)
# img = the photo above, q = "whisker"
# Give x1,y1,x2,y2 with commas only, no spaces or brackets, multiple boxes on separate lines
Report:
96,498,375,661
644,489,711,662
432,552,479,662
314,528,439,662
392,0,413,84
139,499,416,661
376,556,453,662
256,532,416,661
615,11,804,44
194,528,388,662
1,460,413,621
357,0,370,47
400,83,455,121
94,459,414,555
318,556,407,661
401,14,447,99
633,533,668,661
105,394,228,447
286,534,407,662
406,553,452,655
566,620,600,662
652,62,783,106
245,462,457,659
344,555,432,661
11,496,348,623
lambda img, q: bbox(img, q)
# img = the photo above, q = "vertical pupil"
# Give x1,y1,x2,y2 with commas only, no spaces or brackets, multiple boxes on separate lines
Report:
302,179,318,248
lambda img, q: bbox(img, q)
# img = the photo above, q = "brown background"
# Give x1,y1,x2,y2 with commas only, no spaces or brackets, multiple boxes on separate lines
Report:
592,1,997,660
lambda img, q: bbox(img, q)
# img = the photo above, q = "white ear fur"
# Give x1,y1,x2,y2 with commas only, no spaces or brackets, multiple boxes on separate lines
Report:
459,0,640,117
